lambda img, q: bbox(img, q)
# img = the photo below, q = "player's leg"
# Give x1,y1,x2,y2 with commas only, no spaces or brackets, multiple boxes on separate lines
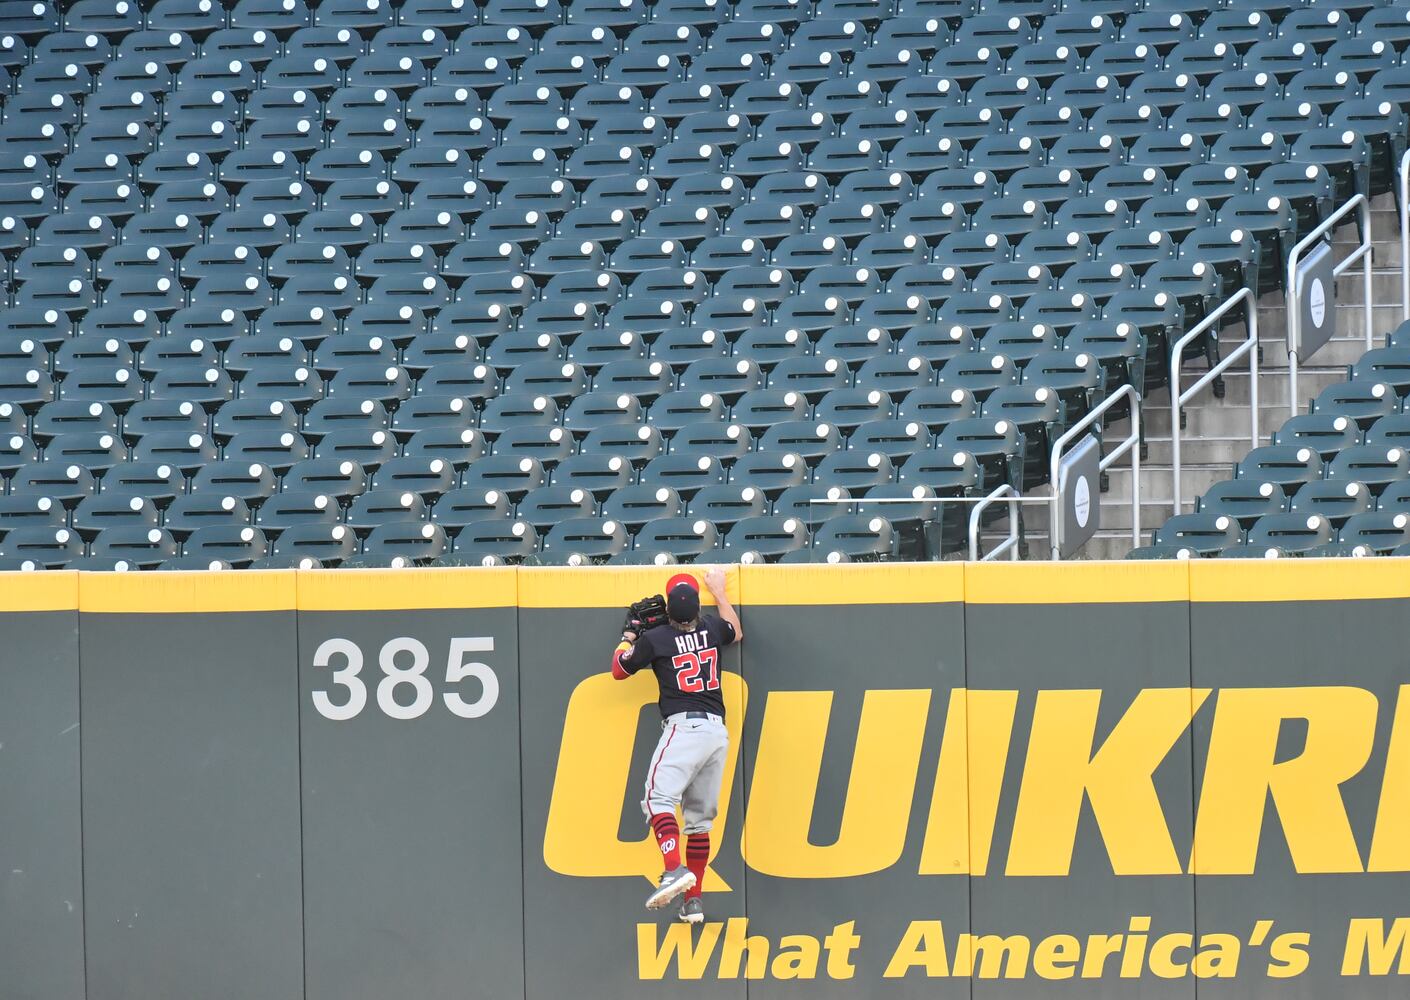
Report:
677,725,729,924
640,722,702,910
641,723,689,869
679,758,720,896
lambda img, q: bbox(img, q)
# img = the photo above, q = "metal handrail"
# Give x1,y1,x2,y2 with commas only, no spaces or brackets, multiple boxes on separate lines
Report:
1169,287,1258,516
969,484,1021,561
1401,149,1410,322
1286,193,1373,417
1048,383,1141,560
804,494,1050,562
806,385,1143,561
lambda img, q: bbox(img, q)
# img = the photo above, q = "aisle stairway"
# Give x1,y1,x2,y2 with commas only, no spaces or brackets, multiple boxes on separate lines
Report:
996,193,1402,560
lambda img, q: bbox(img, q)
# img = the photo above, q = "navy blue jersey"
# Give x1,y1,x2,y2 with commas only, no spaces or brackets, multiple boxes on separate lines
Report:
619,614,736,719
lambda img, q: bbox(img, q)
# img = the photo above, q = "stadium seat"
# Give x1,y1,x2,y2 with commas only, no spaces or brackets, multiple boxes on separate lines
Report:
450,519,539,564
1247,512,1336,555
1274,414,1363,460
1197,480,1290,529
0,0,1398,567
1236,445,1326,496
1290,479,1377,529
1153,512,1244,557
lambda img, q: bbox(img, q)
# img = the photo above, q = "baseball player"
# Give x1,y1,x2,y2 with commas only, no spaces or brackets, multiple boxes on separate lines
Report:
610,568,742,924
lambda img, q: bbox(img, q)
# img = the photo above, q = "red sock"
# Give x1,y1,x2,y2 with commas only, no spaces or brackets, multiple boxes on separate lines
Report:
649,813,681,870
685,832,710,898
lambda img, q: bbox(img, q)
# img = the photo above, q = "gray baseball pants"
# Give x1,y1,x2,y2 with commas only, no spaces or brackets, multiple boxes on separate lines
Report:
641,712,728,835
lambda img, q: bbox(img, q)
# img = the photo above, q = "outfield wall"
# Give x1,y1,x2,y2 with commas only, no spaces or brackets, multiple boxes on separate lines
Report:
2,561,1409,1000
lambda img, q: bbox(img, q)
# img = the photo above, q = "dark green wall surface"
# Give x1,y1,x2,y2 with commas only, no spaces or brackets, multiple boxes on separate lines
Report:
3,568,1409,1000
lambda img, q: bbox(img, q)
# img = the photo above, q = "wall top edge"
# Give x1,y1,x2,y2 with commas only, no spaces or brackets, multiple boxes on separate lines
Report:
0,559,1404,613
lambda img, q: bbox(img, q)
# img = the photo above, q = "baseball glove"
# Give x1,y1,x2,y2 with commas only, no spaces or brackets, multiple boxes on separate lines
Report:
624,594,669,634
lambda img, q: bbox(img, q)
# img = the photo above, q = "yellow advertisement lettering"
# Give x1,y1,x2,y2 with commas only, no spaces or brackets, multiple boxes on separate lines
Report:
883,921,950,979
741,688,930,878
918,688,1018,877
1148,933,1193,979
1031,934,1081,980
637,922,723,980
547,681,1408,886
1007,688,1209,876
1369,685,1410,873
1192,687,1377,874
544,670,747,889
952,933,1031,979
1342,918,1410,976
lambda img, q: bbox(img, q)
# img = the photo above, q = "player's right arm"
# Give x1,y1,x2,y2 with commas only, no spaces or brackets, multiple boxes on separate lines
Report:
704,568,742,644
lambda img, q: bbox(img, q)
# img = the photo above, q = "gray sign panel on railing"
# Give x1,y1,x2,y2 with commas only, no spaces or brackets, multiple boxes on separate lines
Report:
1293,240,1337,363
1058,433,1101,558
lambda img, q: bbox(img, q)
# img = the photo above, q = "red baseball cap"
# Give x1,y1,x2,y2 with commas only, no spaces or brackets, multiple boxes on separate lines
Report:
666,573,700,623
666,572,698,594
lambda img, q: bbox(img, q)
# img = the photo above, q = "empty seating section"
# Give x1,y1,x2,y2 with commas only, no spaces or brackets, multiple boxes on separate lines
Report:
1140,319,1410,559
0,0,1405,568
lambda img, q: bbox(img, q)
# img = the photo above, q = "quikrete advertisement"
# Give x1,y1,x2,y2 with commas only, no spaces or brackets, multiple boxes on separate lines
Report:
544,677,1410,987
8,562,1410,1000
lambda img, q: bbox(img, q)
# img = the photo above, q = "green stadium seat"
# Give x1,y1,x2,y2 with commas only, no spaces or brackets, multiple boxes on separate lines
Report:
1247,512,1336,554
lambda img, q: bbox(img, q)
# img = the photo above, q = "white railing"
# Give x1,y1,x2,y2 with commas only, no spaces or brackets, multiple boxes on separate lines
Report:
1048,383,1141,560
969,484,1021,561
1169,287,1259,516
1286,193,1373,416
1401,149,1410,322
805,384,1143,561
804,494,1048,562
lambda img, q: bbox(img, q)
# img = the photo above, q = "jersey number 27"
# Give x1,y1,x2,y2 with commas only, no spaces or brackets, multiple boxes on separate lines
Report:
672,648,719,693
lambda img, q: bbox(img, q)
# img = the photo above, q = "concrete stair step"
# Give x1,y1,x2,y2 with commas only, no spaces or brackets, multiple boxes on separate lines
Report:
1141,434,1252,466
973,529,1141,562
1335,269,1407,304
1345,232,1403,268
964,194,1401,562
1139,401,1281,439
1094,501,1188,535
1252,301,1400,342
1075,534,1142,560
1322,303,1404,340
1014,495,1166,536
969,468,1216,533
1102,463,1227,507
1177,366,1345,408
1217,331,1370,368
1361,245,1402,269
